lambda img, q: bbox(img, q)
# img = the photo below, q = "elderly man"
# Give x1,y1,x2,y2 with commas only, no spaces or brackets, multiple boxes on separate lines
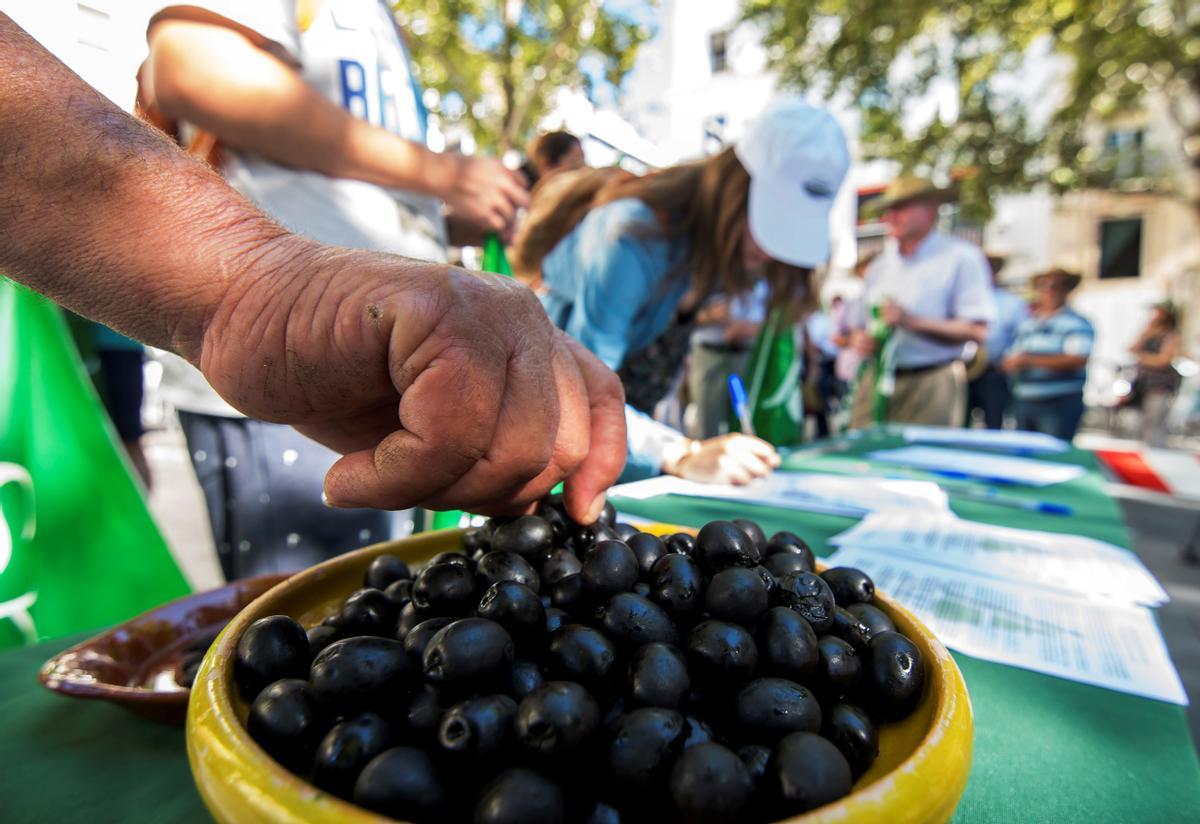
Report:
848,177,994,428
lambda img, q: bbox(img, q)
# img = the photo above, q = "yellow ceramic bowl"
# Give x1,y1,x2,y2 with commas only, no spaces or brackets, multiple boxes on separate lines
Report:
188,528,973,823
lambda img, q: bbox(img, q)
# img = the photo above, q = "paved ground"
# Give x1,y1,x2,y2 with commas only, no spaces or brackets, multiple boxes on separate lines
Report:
142,424,1200,751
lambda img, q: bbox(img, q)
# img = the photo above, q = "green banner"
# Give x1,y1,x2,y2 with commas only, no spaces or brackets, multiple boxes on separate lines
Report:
740,307,805,447
0,277,190,647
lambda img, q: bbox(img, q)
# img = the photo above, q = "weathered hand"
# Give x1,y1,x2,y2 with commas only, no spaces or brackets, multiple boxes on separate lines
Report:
440,154,529,235
199,238,625,522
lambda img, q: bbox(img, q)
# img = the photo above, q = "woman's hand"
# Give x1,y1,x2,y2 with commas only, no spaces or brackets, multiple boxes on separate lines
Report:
662,433,781,485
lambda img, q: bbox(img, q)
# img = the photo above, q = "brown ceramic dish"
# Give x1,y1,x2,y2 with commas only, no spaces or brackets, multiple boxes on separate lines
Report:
38,573,286,725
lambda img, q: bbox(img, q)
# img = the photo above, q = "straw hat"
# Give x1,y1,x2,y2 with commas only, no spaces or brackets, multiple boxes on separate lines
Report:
1030,268,1082,293
876,175,957,209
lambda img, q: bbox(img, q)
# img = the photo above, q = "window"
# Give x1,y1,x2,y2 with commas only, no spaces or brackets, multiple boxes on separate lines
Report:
1103,129,1146,179
709,30,729,74
1098,217,1142,279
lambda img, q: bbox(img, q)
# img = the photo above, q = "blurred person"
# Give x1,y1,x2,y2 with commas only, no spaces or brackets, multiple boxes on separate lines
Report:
966,256,1029,428
517,98,850,484
686,283,767,439
1001,269,1094,441
1129,301,1182,447
139,1,529,578
831,253,875,386
0,14,623,533
846,178,994,428
524,130,586,187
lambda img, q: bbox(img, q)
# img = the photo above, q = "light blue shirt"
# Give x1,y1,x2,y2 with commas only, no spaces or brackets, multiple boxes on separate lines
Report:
985,287,1029,364
1010,306,1094,400
861,232,995,369
540,198,692,481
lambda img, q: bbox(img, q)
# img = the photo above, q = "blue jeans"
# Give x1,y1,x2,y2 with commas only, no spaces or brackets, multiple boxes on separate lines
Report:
1014,393,1085,441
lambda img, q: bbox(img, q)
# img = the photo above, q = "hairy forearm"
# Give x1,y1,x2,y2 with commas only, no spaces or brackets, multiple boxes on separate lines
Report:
902,316,987,345
144,20,457,197
0,14,294,361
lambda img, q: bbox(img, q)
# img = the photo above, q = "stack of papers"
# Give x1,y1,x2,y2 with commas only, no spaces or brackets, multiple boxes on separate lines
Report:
900,425,1071,454
868,445,1087,486
610,472,949,518
826,511,1185,704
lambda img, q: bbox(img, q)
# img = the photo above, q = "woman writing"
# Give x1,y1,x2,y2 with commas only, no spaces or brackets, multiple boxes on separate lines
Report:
515,98,850,483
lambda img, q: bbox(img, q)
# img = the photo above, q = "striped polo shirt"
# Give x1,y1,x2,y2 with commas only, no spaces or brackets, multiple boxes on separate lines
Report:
1010,306,1095,400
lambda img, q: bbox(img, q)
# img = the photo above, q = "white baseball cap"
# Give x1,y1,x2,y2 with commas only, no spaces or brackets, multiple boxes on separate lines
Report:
734,97,850,268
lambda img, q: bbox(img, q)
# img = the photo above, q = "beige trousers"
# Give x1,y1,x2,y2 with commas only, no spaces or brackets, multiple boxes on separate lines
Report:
850,360,967,429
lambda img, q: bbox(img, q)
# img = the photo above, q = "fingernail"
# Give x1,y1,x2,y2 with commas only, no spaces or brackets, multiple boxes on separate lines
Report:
584,492,607,524
322,490,350,509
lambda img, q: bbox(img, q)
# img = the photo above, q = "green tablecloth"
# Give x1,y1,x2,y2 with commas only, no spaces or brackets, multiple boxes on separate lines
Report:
2,430,1197,822
614,429,1200,822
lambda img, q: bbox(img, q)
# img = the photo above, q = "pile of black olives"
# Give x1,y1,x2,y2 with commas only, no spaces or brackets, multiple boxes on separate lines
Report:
234,498,925,823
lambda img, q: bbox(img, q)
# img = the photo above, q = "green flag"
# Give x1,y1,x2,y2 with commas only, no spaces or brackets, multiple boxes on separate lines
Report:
0,277,190,648
428,233,514,531
740,307,805,447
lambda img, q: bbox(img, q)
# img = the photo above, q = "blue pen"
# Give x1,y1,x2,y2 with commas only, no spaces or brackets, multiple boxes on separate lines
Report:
728,374,754,437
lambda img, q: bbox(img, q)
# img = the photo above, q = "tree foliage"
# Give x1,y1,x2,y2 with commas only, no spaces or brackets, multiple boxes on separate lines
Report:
393,1,652,155
744,0,1200,220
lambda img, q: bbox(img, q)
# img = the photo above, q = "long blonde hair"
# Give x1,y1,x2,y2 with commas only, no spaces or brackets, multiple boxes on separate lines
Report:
515,148,813,315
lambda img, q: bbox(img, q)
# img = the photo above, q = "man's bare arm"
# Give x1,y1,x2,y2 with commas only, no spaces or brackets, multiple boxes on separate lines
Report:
143,16,527,232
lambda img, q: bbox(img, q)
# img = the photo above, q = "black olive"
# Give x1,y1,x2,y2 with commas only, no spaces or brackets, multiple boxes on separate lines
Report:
685,620,758,689
597,500,618,527
234,615,311,702
626,533,668,578
607,707,687,794
775,571,836,633
428,550,473,569
846,603,896,640
669,742,754,824
311,712,393,799
310,636,413,715
364,555,411,591
829,607,873,650
463,527,486,554
491,515,556,561
571,522,620,553
515,681,602,759
822,702,879,779
649,553,705,620
765,531,815,568
863,631,925,721
762,551,812,579
339,588,399,637
815,636,860,698
541,549,583,588
306,623,341,658
509,658,546,700
821,567,876,607
545,624,617,692
767,731,853,815
437,693,518,763
755,607,818,682
632,581,652,598
550,573,586,615
354,746,449,822
614,522,641,541
580,800,623,824
400,684,441,743
681,714,715,749
422,618,514,694
628,642,690,710
477,581,547,651
695,521,761,574
536,500,571,544
476,550,541,593
544,607,569,634
395,601,420,639
246,678,321,773
581,541,639,599
731,518,767,555
600,592,679,649
732,677,822,745
664,532,697,557
704,567,770,628
383,578,412,609
411,562,477,616
402,616,455,668
474,767,566,824
738,743,772,786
